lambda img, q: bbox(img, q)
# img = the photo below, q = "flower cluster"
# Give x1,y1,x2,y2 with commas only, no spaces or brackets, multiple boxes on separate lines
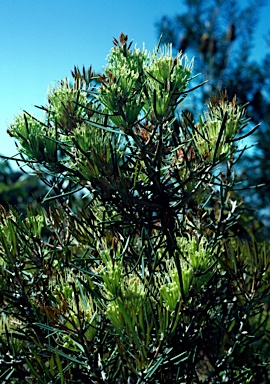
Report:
146,44,193,119
9,114,58,162
50,269,97,343
98,46,148,129
9,80,88,163
47,80,88,132
158,235,213,311
98,43,194,129
193,94,249,162
99,235,212,332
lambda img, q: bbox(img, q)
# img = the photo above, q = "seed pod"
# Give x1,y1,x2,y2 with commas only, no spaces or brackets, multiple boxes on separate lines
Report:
199,33,210,55
209,36,217,54
179,34,188,53
228,23,236,42
119,32,128,46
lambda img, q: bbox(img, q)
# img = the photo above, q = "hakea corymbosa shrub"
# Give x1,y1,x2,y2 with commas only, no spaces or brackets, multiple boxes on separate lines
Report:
0,34,269,383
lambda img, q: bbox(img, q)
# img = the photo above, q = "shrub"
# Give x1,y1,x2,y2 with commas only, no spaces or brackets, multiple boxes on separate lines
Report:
0,34,269,383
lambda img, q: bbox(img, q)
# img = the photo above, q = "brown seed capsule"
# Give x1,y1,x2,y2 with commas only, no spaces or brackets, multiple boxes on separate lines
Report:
119,32,128,46
179,34,188,53
199,33,210,55
209,36,217,54
228,23,236,42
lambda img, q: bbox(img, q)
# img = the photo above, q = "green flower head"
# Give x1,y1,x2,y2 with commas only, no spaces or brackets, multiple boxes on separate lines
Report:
193,93,249,162
146,44,194,119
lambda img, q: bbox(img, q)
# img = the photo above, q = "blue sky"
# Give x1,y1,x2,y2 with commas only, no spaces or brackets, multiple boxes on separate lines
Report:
0,0,269,159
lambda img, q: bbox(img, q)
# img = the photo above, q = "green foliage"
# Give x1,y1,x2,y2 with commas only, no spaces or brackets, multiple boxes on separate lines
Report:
0,34,269,383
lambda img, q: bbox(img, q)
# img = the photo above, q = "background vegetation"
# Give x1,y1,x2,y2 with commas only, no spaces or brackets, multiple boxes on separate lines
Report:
156,0,270,236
